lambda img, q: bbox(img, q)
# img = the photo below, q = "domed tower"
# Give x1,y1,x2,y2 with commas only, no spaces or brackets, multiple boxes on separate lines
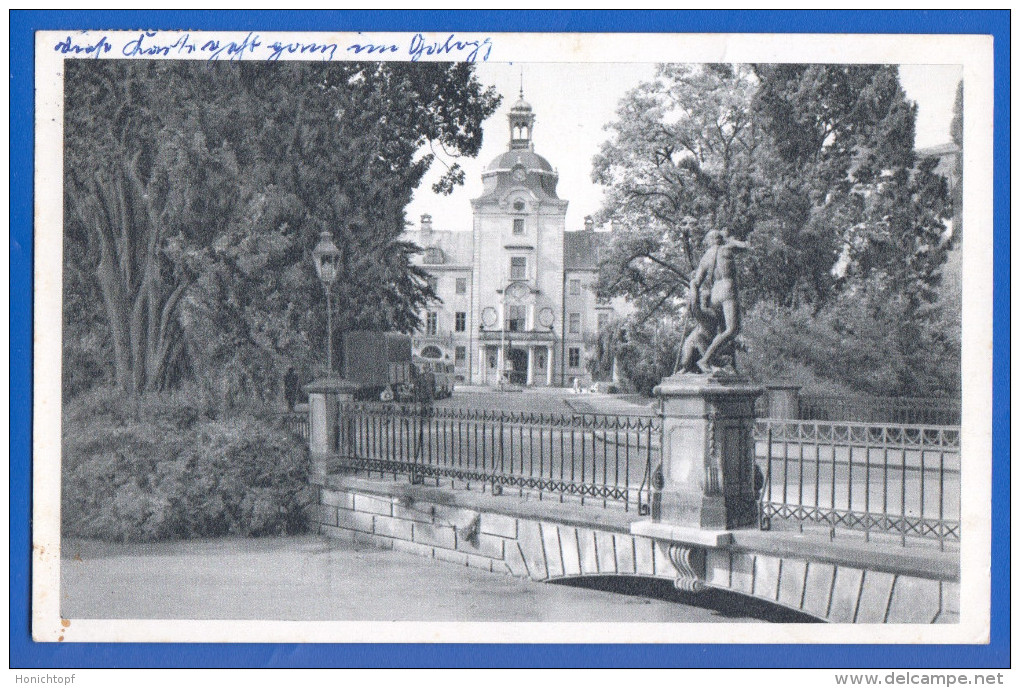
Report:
469,91,568,386
476,90,562,202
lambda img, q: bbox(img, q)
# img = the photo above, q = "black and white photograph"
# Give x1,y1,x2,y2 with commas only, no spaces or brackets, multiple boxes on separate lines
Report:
31,29,993,644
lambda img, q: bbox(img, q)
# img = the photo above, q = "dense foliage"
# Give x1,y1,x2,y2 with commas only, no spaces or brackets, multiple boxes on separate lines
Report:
63,60,500,400
61,60,500,542
590,64,958,396
62,388,312,542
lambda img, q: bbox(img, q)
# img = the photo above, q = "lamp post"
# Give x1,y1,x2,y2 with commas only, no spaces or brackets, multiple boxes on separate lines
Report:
312,230,340,376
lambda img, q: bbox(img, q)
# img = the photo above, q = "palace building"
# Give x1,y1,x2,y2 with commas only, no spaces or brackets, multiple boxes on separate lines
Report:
405,92,615,387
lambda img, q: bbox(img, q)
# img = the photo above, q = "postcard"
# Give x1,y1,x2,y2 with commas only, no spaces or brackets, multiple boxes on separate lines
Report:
32,28,994,646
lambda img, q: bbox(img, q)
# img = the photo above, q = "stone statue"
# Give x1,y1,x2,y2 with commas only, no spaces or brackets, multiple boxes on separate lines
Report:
679,229,748,374
678,309,717,374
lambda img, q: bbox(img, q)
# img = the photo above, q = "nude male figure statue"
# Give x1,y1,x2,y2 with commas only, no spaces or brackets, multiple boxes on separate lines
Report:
687,229,749,373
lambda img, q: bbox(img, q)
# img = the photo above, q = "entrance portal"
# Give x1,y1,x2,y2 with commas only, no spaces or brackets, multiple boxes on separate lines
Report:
507,348,528,385
534,348,548,386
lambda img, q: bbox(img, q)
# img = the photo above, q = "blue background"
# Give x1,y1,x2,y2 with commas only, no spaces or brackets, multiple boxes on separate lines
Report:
10,10,1010,668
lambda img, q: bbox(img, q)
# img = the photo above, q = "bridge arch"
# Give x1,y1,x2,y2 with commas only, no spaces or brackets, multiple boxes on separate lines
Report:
546,573,824,623
311,478,959,625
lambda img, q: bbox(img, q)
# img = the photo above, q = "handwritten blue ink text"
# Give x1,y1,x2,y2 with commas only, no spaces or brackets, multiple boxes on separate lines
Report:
408,33,492,63
268,40,338,61
346,40,401,56
53,34,113,59
122,31,197,57
50,31,494,64
201,32,263,61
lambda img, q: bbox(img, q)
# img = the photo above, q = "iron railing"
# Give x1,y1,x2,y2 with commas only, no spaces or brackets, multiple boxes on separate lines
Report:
755,419,960,547
797,395,961,426
324,402,959,546
755,393,961,425
335,402,659,513
280,411,310,441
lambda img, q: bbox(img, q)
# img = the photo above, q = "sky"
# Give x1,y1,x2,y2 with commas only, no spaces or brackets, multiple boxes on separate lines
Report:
407,62,963,234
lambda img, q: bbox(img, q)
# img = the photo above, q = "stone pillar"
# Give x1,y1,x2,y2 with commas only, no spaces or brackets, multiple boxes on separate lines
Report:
546,345,554,386
526,346,535,386
304,377,359,479
764,382,801,419
496,345,505,384
479,347,487,385
651,373,763,531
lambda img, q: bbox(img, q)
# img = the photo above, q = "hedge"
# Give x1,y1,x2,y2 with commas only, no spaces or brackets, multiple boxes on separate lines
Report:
62,388,312,542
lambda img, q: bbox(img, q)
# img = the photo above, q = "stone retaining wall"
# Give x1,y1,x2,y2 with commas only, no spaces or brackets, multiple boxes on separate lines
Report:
312,478,958,624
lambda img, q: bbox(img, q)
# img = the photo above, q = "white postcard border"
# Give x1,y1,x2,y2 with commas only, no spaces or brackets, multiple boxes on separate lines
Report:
32,29,995,645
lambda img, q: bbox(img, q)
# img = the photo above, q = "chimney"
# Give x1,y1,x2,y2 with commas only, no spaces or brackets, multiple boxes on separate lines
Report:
584,215,594,232
421,214,433,237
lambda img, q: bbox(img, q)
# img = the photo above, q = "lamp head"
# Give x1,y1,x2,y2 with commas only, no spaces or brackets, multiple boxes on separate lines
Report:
312,231,340,286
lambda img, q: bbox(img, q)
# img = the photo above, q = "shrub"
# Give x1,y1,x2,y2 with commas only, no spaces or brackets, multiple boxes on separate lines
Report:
741,287,961,398
173,417,312,538
62,389,312,542
613,319,684,396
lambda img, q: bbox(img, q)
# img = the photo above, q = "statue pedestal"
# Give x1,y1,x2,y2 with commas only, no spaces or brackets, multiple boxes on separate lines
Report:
652,373,763,530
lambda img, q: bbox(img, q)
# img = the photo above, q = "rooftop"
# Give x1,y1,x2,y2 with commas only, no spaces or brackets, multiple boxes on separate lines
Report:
484,149,554,173
564,229,609,271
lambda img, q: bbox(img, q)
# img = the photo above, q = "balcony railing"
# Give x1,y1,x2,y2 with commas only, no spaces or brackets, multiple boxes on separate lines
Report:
478,329,556,343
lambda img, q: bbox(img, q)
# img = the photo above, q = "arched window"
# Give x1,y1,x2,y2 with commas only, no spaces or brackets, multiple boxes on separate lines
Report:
420,345,443,359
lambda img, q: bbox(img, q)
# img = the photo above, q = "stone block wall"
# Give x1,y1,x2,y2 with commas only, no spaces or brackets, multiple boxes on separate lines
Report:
702,550,957,624
313,482,958,624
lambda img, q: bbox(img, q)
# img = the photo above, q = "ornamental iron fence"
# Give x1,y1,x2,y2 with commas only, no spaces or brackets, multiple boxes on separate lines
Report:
280,411,310,441
796,394,961,426
334,402,659,513
755,419,960,548
322,403,960,547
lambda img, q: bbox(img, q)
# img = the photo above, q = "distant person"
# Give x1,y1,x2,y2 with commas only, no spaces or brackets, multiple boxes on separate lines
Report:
412,363,435,405
283,367,299,411
409,363,435,474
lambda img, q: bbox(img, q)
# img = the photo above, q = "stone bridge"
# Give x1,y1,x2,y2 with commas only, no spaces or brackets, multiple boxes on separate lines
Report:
309,473,958,624
305,377,959,624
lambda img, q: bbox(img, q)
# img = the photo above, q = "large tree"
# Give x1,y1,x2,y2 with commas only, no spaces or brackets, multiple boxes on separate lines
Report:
592,63,954,395
64,60,500,398
64,61,233,394
749,64,951,309
591,64,759,320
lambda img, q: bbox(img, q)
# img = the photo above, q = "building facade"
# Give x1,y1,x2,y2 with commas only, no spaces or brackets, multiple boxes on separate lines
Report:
406,93,613,387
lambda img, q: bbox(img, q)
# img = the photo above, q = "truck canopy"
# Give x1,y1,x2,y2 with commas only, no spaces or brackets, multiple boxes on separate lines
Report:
343,331,412,387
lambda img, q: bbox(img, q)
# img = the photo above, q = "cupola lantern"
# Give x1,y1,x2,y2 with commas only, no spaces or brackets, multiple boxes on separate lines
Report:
508,87,536,151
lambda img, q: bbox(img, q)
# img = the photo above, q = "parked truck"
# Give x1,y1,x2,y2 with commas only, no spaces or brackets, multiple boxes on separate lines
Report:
342,331,453,402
